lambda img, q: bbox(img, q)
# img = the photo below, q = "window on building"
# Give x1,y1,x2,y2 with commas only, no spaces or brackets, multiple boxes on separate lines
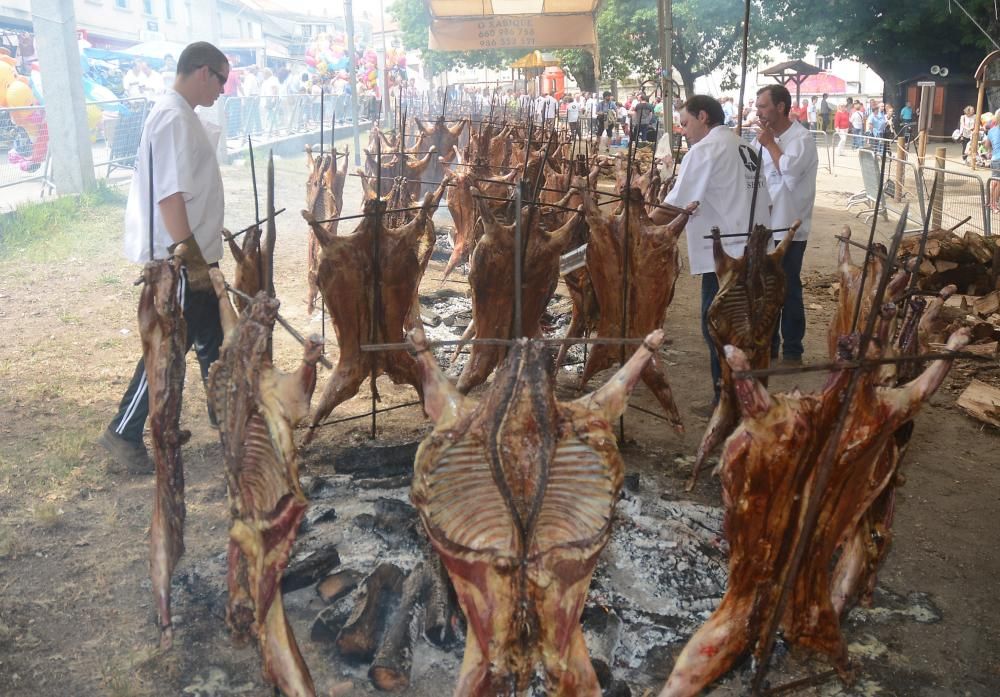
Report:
301,24,312,38
143,0,153,14
816,56,834,71
115,0,127,8
165,0,173,20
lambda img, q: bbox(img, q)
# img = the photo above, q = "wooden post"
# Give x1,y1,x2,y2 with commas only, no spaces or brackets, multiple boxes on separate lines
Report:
894,137,906,203
931,146,946,230
971,78,986,171
916,82,934,166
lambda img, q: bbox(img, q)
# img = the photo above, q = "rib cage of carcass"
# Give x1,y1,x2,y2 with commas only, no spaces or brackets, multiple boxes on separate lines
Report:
205,269,325,697
414,115,468,194
689,223,797,487
410,325,669,696
658,318,970,697
300,185,446,442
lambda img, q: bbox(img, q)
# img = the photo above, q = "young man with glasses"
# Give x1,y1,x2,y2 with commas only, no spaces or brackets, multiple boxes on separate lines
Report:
100,42,230,474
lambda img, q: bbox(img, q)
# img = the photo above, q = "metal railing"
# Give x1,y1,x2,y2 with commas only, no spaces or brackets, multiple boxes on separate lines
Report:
221,94,380,142
919,164,992,236
1,97,150,195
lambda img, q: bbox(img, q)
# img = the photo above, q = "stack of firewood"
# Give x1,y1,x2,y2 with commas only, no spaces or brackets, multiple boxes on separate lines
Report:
900,228,999,296
900,229,1000,429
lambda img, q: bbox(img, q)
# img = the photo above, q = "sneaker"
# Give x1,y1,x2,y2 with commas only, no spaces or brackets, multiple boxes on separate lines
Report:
99,427,154,475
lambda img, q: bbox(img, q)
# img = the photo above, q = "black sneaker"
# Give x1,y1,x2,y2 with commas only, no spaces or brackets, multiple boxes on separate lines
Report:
99,428,154,475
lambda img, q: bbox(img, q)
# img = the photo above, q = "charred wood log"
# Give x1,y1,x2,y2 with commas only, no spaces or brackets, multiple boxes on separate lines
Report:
369,562,433,692
317,569,364,604
282,546,342,594
337,563,406,663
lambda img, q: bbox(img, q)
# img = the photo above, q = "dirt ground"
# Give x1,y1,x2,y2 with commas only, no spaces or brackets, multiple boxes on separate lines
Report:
0,137,998,697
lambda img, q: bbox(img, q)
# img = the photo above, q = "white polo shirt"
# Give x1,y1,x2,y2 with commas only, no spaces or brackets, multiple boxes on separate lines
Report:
751,120,818,241
665,125,771,275
124,89,225,264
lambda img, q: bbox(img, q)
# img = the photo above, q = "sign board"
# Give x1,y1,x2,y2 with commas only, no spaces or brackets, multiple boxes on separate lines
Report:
916,81,936,87
429,13,596,51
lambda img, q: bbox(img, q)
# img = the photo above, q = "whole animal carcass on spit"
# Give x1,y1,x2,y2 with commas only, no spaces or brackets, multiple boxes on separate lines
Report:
141,257,187,650
229,152,279,309
305,145,349,314
688,222,798,488
410,326,669,696
454,191,581,393
414,115,468,193
301,185,446,442
657,326,970,697
576,185,695,431
206,269,324,697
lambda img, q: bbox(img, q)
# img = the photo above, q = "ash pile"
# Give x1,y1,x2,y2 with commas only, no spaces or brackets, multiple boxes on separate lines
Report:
264,441,730,694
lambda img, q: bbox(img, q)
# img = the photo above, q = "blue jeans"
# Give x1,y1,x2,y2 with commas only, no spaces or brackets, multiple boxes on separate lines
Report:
701,272,721,402
771,240,808,359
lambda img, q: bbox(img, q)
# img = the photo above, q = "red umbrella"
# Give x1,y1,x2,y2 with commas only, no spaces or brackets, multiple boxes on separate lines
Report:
794,72,847,95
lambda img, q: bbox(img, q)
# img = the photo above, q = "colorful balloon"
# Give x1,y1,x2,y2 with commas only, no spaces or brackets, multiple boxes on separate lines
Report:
6,79,34,108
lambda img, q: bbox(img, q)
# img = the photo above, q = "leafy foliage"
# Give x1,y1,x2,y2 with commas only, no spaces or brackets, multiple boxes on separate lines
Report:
777,0,1000,95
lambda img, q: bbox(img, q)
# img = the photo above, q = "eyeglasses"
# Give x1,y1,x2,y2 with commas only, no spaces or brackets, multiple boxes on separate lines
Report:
206,66,228,85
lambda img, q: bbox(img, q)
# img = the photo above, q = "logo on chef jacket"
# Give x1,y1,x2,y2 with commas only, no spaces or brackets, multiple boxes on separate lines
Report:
738,144,762,189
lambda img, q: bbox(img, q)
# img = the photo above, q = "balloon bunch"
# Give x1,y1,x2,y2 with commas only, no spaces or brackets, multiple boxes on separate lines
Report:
357,48,378,94
386,46,407,89
303,32,352,77
0,50,48,172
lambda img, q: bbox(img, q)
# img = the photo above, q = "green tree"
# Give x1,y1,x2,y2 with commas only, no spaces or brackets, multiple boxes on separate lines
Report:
776,0,1000,102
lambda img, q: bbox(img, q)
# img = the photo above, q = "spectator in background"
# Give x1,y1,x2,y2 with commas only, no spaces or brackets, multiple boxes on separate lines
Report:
807,96,818,130
630,93,655,142
722,96,736,127
985,114,1000,212
834,102,851,155
849,102,865,148
818,93,832,132
240,65,261,135
122,61,144,98
959,105,976,163
565,95,581,141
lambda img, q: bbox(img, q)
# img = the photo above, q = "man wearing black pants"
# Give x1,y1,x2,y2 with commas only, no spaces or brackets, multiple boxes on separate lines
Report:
101,42,230,474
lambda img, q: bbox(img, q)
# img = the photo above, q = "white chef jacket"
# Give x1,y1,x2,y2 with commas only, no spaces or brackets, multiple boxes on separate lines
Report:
585,96,597,118
751,120,818,241
124,89,225,264
665,125,771,275
543,95,558,119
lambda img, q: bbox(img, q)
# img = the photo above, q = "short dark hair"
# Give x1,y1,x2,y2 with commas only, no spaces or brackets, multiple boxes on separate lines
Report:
177,41,228,77
757,84,791,116
681,95,725,126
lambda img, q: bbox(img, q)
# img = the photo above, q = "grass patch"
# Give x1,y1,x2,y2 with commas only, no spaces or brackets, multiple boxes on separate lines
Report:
0,182,127,262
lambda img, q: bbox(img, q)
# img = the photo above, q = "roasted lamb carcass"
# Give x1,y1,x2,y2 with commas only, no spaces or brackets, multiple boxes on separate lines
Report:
411,326,667,697
302,186,446,442
207,270,324,697
455,192,581,393
688,223,797,487
414,115,468,192
658,327,970,697
305,146,349,314
141,258,187,650
576,186,694,431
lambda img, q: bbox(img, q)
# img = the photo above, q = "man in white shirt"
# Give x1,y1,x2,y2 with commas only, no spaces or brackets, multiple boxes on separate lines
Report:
542,92,559,124
123,61,144,98
584,92,598,138
533,94,546,124
518,91,534,119
650,95,771,406
752,83,818,363
102,41,230,474
565,95,581,140
240,65,262,135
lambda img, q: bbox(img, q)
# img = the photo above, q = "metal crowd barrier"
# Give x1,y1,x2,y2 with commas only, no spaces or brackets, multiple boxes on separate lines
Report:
1,104,49,191
919,164,992,236
221,94,377,143
1,97,150,197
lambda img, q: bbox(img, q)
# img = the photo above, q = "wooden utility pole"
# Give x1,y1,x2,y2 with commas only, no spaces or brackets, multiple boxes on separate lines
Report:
345,0,362,166
916,81,934,166
657,0,673,135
